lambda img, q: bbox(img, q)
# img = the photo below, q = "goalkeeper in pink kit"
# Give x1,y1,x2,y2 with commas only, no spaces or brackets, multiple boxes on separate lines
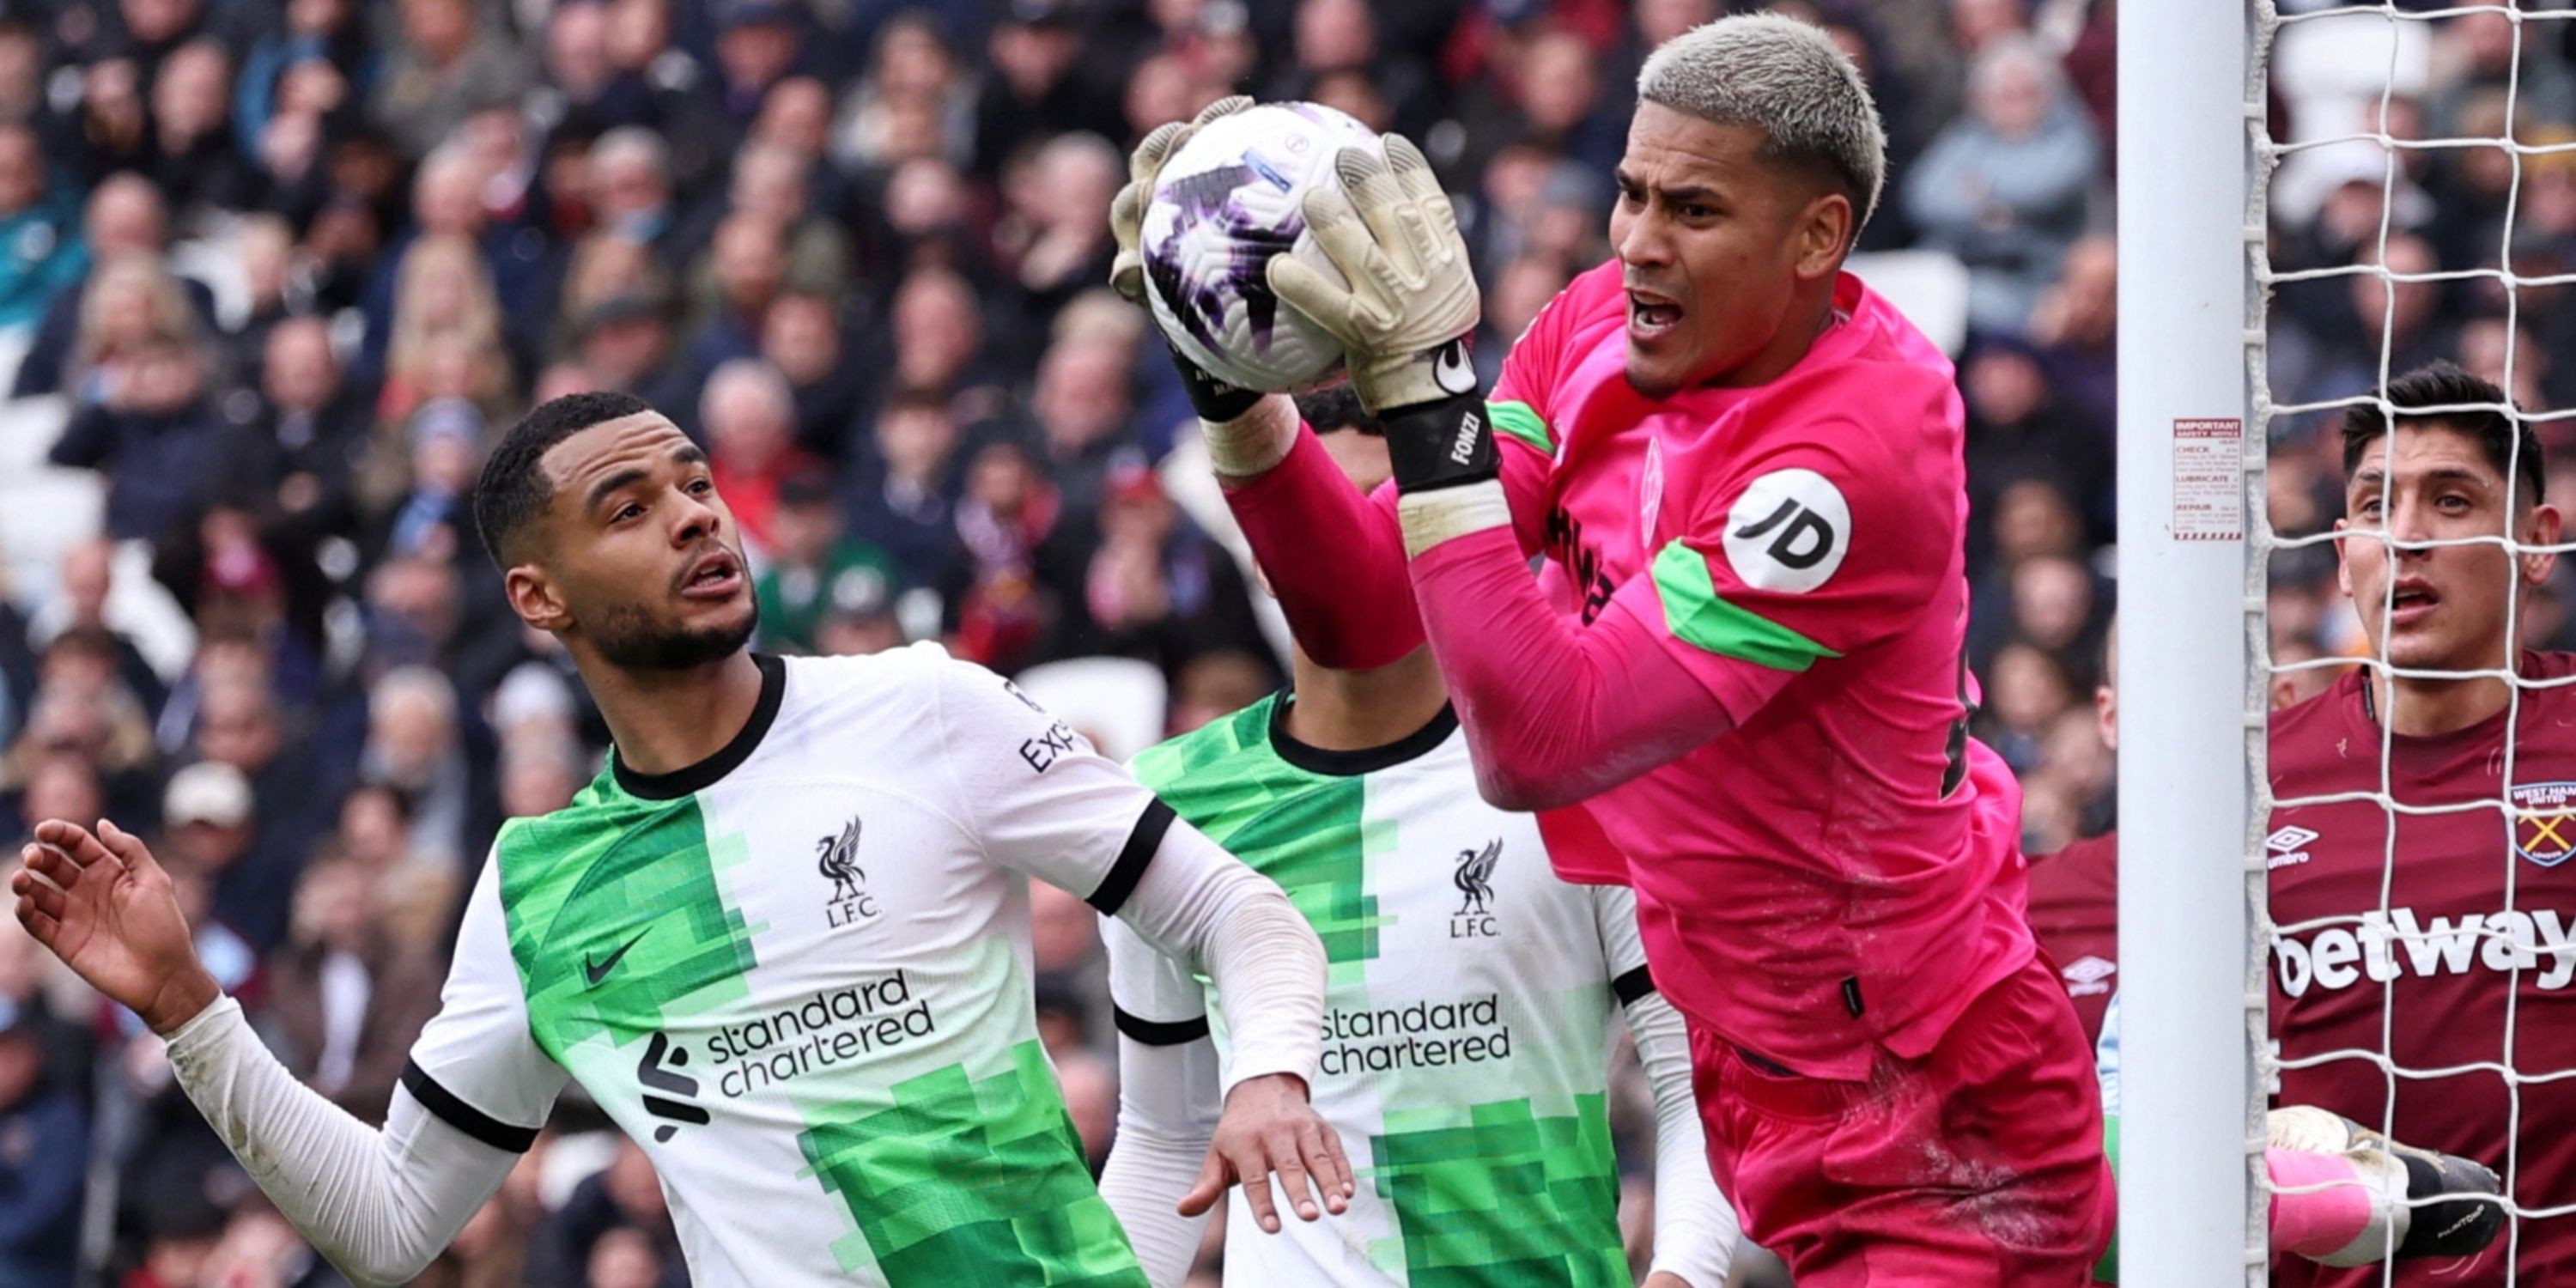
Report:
1112,15,2111,1284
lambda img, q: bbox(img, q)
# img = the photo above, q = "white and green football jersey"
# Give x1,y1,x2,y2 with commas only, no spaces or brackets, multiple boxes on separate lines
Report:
404,646,1170,1287
1116,695,1660,1286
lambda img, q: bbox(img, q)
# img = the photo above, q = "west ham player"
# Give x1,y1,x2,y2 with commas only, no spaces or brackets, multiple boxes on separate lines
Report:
2265,360,2570,1281
2031,622,2118,1048
1111,15,2107,1283
8,392,1355,1287
1095,410,1738,1287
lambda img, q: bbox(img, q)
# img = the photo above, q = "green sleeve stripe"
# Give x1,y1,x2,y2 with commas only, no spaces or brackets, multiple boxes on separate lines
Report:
1488,399,1553,455
1649,542,1842,672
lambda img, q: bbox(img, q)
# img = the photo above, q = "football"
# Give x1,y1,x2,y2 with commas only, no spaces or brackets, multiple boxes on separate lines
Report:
1140,101,1385,393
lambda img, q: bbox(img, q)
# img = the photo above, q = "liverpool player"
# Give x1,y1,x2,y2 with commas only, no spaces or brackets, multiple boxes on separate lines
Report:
1096,410,1737,1286
1111,15,2107,1283
2263,359,2567,1280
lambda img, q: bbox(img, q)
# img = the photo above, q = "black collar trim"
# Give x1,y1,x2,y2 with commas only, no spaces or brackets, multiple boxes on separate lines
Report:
1266,693,1458,777
613,653,787,799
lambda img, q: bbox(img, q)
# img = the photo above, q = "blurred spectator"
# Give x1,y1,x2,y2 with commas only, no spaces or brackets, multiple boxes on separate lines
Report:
701,358,817,555
1904,34,2100,336
940,440,1072,674
1961,337,2110,574
848,386,963,587
0,127,84,336
358,665,484,870
1027,335,1142,513
884,265,1002,423
36,539,164,714
369,0,533,159
12,176,212,398
368,398,485,566
216,316,369,541
375,231,513,434
51,330,229,543
263,855,441,1118
754,466,895,654
995,131,1121,337
529,1140,685,1288
2025,231,2117,433
760,290,868,459
0,996,84,1288
972,1,1125,177
140,39,261,222
162,757,304,952
1047,459,1273,682
318,779,456,948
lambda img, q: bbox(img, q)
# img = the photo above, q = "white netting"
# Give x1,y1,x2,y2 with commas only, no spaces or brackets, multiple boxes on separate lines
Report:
2251,3,2576,1281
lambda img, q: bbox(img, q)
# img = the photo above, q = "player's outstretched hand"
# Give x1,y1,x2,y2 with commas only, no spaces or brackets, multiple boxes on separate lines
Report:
1181,1071,1354,1233
1267,132,1482,416
12,817,219,1036
1109,94,1252,308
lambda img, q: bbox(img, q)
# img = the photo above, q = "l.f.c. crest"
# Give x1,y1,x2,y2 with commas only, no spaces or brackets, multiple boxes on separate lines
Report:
1450,838,1503,939
817,816,878,927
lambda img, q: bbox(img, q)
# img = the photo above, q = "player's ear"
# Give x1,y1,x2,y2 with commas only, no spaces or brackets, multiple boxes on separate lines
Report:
1794,190,1853,282
2522,502,2561,587
504,562,574,634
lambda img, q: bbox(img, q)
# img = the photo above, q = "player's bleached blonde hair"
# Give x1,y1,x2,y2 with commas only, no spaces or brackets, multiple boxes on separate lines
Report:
1636,13,1888,229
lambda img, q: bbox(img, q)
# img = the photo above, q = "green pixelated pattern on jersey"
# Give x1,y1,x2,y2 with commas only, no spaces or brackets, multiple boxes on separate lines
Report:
797,1040,1145,1286
1370,1094,1626,1287
498,775,761,1059
1132,696,1389,965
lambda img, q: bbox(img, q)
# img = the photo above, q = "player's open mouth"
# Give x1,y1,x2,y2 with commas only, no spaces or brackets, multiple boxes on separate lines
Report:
1627,289,1683,342
678,550,744,601
2387,580,2439,625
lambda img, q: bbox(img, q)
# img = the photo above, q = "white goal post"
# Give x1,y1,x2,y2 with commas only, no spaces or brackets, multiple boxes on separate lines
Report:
2114,0,2267,1284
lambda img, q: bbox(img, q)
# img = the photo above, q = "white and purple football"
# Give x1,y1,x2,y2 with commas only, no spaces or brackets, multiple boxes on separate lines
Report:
1141,102,1384,393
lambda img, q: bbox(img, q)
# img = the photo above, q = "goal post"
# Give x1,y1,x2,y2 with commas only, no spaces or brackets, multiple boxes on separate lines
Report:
2113,0,2267,1283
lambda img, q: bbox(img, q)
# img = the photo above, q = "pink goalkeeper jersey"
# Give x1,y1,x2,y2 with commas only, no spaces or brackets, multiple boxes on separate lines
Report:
1504,261,2035,1079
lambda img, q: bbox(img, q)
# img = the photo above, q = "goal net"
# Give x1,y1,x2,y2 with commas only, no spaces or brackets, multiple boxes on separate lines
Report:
2126,1,2569,1283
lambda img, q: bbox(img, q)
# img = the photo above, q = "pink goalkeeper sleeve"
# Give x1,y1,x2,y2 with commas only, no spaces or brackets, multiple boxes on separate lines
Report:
1223,422,1554,671
1405,523,1733,811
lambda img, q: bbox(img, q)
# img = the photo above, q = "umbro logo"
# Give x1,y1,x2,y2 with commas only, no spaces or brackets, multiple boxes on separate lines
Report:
2266,825,2318,870
2060,955,2116,997
584,932,645,987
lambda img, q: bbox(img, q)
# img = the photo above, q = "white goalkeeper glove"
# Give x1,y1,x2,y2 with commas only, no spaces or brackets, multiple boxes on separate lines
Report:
1267,134,1491,493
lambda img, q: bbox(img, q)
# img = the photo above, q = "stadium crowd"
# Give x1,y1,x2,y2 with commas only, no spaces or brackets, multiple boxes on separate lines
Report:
0,0,2549,1282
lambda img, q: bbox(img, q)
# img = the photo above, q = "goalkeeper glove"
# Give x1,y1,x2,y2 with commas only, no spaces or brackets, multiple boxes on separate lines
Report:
1109,96,1265,424
1267,134,1490,494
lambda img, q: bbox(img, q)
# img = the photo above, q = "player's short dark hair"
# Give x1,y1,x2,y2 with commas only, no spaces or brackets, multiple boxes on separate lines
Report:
474,390,656,568
1294,385,1382,436
2340,361,2545,507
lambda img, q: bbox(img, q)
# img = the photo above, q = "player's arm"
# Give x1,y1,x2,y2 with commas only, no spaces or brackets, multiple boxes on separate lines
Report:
12,823,563,1287
1590,887,1740,1286
1094,915,1226,1287
1208,394,1555,671
932,657,1352,1230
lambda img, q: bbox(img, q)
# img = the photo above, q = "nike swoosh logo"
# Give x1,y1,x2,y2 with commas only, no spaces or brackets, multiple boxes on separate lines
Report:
584,933,645,987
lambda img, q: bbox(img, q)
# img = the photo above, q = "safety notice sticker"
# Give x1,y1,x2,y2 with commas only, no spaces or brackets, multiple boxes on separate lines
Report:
2172,418,2243,541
